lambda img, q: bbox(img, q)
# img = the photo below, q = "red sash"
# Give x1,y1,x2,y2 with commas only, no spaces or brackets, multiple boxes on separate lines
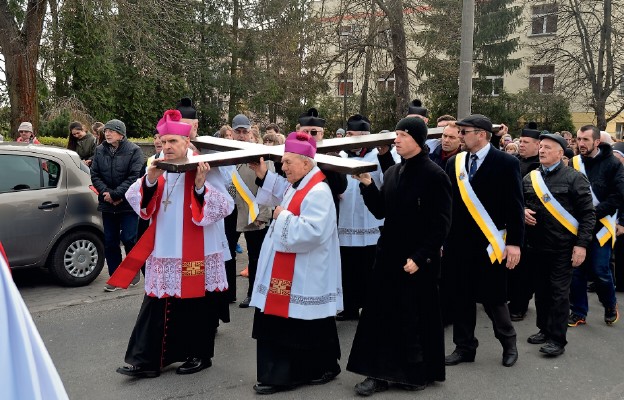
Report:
107,173,207,298
263,171,326,318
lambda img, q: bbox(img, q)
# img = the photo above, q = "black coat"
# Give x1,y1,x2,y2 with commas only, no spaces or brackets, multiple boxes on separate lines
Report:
517,154,540,178
445,146,525,303
90,139,144,213
523,163,595,251
347,151,452,386
578,143,624,226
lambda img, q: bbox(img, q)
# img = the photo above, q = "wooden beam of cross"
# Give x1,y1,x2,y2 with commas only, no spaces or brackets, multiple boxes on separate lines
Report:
155,127,446,174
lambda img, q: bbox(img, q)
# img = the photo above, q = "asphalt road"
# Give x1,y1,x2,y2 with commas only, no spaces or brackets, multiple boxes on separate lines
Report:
14,254,624,400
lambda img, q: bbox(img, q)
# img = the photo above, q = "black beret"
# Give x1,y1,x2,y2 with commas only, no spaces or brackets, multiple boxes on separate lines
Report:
176,97,197,119
456,114,493,133
346,114,371,132
298,108,326,128
407,99,428,118
539,133,568,151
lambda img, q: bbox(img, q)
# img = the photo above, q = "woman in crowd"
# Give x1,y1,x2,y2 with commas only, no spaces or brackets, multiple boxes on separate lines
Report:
67,121,97,166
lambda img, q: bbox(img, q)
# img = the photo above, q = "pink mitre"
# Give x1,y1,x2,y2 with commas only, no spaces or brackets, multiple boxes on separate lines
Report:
156,109,191,136
284,131,316,158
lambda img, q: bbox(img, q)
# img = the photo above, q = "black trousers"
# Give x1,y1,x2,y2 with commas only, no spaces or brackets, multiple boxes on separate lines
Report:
531,248,573,346
224,208,238,302
339,245,376,315
507,250,534,316
452,301,516,354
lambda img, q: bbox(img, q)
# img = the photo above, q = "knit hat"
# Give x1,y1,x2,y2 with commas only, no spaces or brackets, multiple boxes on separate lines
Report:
298,108,325,128
156,110,192,137
395,117,428,147
456,114,493,133
347,114,371,132
521,121,541,140
232,114,251,130
18,122,33,132
103,119,127,136
539,133,568,151
284,132,316,158
176,97,197,119
407,99,428,118
336,128,345,136
612,142,624,158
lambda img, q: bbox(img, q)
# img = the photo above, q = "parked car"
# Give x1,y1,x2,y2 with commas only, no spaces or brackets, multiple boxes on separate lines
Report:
0,143,105,286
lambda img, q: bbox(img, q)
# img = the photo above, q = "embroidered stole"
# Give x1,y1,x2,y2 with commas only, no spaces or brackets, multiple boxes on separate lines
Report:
530,170,578,235
455,152,506,263
107,172,207,298
263,171,326,318
572,155,616,247
231,168,260,224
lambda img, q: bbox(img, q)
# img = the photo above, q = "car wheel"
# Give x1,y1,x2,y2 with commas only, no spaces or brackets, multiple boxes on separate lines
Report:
50,231,104,286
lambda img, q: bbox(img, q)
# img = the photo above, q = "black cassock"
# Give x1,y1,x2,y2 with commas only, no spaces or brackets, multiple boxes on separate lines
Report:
124,291,229,370
347,152,452,386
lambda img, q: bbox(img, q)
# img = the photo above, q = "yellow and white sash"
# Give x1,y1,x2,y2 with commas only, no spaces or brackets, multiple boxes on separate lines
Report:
455,152,506,263
572,155,617,247
530,170,578,235
231,169,260,225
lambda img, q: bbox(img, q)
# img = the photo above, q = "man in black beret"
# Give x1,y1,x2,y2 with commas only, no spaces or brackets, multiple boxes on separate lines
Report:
444,114,524,368
507,122,542,322
522,133,595,356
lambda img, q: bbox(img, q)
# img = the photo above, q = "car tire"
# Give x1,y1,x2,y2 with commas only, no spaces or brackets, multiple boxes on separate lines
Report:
49,231,105,287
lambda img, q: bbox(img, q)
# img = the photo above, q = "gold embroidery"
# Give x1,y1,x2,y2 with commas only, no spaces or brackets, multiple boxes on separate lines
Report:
268,278,292,296
182,261,205,276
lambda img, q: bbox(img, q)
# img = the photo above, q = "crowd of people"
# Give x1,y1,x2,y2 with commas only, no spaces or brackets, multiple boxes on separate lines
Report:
10,97,624,396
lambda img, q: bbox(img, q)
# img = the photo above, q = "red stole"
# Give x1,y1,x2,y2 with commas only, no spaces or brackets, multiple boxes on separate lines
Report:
107,172,207,298
263,171,326,318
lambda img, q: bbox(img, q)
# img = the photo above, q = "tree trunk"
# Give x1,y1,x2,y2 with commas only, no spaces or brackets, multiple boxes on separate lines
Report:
0,0,48,138
595,99,607,130
359,0,377,117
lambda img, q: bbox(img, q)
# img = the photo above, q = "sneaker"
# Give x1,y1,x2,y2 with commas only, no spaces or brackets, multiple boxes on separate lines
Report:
605,305,619,325
568,313,586,327
104,284,119,292
130,273,140,287
235,243,243,254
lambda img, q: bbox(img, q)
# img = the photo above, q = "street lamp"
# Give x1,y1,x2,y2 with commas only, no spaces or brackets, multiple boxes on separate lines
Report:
339,28,351,129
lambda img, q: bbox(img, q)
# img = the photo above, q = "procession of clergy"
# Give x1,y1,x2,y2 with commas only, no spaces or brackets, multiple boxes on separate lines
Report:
108,98,621,396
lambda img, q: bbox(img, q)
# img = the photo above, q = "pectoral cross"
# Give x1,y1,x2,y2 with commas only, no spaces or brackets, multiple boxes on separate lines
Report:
162,199,172,211
154,128,445,174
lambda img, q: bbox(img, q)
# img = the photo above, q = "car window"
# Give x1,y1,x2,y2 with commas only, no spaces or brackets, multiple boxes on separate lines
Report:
0,155,60,193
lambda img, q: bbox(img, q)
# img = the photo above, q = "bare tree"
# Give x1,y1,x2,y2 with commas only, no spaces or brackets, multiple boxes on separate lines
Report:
0,0,47,138
529,0,623,130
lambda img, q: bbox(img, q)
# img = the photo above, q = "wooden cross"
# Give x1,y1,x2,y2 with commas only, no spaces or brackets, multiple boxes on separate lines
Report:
155,127,445,174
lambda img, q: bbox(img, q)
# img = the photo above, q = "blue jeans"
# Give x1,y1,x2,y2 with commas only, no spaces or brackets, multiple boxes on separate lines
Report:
570,239,617,317
103,212,138,276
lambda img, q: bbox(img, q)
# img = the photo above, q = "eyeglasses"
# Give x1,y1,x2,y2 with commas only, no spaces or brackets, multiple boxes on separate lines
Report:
459,129,482,135
234,129,249,135
300,128,321,136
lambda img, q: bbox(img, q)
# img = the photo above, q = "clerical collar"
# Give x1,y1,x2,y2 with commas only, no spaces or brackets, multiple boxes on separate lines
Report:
541,161,561,174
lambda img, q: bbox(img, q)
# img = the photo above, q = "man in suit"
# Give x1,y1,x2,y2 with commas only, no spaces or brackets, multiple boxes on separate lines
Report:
444,114,525,368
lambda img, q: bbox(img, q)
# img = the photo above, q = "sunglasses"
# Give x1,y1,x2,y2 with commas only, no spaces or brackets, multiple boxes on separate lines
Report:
459,129,482,135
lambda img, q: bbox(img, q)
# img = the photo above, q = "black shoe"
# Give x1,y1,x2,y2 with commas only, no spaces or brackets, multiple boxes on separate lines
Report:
527,332,548,344
502,347,518,367
587,282,596,292
309,365,341,385
239,296,251,308
605,305,619,325
336,311,359,321
176,357,212,375
116,365,160,378
444,350,475,366
539,342,565,356
510,312,526,322
253,383,293,395
354,377,388,396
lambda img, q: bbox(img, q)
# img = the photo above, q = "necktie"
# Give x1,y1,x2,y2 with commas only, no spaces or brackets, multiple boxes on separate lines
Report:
468,154,478,181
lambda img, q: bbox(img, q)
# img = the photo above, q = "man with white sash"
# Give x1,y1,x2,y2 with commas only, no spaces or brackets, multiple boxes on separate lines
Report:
523,133,595,356
248,132,343,395
568,125,624,327
229,114,274,308
336,114,398,321
443,114,524,368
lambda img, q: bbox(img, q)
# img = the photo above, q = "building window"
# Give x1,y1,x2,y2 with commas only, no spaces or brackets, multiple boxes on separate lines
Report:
616,123,624,140
377,72,395,93
529,65,555,93
531,4,558,35
485,76,504,96
337,73,353,97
